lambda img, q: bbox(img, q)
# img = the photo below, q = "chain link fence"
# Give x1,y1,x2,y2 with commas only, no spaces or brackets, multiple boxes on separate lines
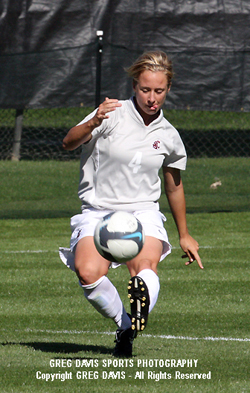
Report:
1,107,249,160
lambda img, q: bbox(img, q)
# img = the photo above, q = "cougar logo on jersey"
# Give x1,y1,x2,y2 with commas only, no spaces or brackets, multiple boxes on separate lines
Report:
153,140,161,149
77,229,82,239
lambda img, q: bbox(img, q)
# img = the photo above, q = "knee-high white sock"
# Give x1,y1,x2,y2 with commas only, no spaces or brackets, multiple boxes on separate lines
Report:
82,276,131,330
137,269,160,313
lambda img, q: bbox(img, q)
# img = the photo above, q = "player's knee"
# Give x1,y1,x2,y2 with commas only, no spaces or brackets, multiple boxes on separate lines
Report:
127,258,157,276
75,263,108,286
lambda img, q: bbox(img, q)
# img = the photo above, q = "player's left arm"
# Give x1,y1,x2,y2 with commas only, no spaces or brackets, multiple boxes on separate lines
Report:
163,166,203,269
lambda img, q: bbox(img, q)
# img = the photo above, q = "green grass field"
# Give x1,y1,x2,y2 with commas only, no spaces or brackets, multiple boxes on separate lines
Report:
0,158,250,392
2,107,250,130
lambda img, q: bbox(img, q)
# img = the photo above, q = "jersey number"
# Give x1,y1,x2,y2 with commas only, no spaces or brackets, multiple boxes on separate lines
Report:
128,152,142,174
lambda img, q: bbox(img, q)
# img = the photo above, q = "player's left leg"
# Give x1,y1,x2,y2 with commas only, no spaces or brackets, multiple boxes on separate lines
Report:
126,236,163,332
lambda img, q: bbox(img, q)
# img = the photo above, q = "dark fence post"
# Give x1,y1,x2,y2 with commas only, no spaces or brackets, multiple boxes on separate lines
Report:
11,109,24,161
95,30,103,108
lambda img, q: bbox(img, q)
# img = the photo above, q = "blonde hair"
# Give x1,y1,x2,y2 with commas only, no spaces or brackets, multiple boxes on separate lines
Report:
126,51,173,88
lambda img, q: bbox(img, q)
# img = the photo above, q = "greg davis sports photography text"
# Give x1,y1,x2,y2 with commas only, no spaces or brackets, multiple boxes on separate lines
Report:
35,357,212,382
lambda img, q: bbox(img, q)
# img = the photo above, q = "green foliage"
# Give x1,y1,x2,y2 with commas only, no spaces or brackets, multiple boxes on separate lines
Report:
163,109,250,131
2,107,250,130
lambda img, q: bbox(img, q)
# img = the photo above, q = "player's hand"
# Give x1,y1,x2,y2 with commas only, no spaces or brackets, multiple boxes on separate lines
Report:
180,234,203,269
94,97,122,125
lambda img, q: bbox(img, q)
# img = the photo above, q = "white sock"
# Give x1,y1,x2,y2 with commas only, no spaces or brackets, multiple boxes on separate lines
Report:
82,276,131,330
137,269,160,313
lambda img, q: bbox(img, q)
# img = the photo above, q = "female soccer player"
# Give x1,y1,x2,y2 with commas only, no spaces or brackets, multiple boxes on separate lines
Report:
60,51,203,357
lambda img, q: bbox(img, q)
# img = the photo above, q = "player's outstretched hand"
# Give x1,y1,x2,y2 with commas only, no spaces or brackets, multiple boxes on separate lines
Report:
180,234,203,269
95,97,122,125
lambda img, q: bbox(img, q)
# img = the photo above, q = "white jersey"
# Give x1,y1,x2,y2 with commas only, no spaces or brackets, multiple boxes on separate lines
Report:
77,97,187,211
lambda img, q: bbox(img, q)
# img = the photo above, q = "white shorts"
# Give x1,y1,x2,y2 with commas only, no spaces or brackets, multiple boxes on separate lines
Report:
59,208,171,270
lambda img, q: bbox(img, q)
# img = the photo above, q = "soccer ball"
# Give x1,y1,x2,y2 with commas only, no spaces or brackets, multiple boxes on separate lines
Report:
94,211,145,263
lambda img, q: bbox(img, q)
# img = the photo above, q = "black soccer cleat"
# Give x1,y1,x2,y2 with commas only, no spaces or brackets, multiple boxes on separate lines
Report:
113,327,136,358
127,276,150,332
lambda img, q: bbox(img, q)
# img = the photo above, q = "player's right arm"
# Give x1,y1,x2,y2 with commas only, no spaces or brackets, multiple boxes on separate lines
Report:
63,98,121,150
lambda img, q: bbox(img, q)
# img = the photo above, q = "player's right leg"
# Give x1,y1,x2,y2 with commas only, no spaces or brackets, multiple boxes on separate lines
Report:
74,236,110,285
74,236,134,356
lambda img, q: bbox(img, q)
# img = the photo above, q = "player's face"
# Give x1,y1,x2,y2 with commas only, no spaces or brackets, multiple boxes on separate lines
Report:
133,70,170,125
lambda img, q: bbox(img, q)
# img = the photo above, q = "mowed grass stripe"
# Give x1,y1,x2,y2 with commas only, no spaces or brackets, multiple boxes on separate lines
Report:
2,244,250,254
6,327,250,342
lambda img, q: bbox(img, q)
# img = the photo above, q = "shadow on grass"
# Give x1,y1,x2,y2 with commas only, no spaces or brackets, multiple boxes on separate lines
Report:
162,207,250,215
0,210,79,220
2,341,113,355
2,206,249,220
179,129,250,158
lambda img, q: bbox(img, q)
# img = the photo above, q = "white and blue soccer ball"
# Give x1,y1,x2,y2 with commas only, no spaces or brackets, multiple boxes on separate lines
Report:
94,211,145,263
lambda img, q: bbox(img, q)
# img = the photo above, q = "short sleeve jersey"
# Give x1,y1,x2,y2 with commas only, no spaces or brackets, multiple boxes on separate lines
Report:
77,97,187,211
